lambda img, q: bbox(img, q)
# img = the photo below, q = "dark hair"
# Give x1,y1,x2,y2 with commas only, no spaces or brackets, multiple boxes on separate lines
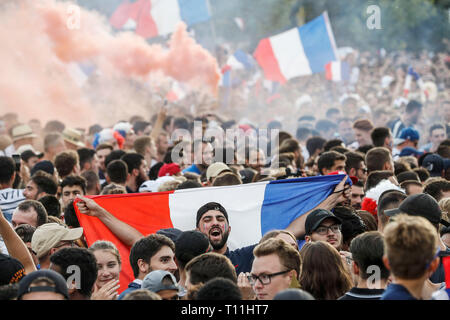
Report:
424,179,450,202
296,127,312,141
129,234,175,278
396,171,419,184
173,117,191,130
106,160,128,184
49,247,98,298
196,277,242,300
212,172,242,186
278,139,300,154
405,100,422,113
365,147,391,173
353,119,374,132
349,231,390,280
413,168,430,182
175,231,210,269
80,170,99,193
104,150,126,169
77,148,96,170
14,224,36,243
330,146,350,154
17,200,48,226
54,151,79,178
377,190,407,226
364,170,394,191
121,153,144,174
30,171,57,196
38,195,61,218
0,156,15,184
344,151,365,173
429,124,445,135
0,283,19,300
299,241,352,300
60,175,87,195
371,127,391,147
176,180,203,190
356,210,378,231
306,136,326,156
317,151,346,175
323,139,344,152
315,119,337,134
185,252,237,286
63,200,80,228
332,206,367,249
394,161,411,176
356,144,374,154
326,108,340,118
133,121,151,134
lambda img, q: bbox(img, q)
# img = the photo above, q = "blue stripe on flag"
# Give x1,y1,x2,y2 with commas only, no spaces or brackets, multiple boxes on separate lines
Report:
260,175,348,236
298,14,337,74
178,0,211,26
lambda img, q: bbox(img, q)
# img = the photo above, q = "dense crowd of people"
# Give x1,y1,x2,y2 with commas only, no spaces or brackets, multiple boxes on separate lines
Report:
0,46,449,301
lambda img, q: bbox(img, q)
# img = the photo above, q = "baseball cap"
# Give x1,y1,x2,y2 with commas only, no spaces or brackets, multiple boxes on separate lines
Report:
17,270,69,300
142,270,180,294
156,228,183,243
30,160,55,176
17,144,43,160
273,288,315,300
0,253,26,285
206,162,232,181
399,147,424,157
421,153,450,177
394,127,420,146
305,209,342,235
384,193,450,227
196,202,229,227
31,223,83,259
158,163,181,177
175,230,211,264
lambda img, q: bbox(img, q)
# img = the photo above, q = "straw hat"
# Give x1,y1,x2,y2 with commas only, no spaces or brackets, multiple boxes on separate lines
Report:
10,124,37,142
62,128,85,148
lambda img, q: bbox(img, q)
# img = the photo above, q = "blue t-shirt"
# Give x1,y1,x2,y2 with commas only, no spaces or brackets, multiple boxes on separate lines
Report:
117,280,141,300
380,283,417,300
225,244,256,275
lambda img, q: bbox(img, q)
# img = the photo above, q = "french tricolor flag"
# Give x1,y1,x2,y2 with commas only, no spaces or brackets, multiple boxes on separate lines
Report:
253,12,338,84
325,61,350,82
110,0,211,38
74,174,348,292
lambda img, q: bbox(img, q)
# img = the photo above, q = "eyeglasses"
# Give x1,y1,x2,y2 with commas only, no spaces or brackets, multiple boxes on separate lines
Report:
358,167,368,174
314,224,341,235
248,270,290,286
54,240,77,249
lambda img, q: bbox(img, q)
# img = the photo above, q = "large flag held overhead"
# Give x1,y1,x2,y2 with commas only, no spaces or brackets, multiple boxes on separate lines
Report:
253,12,338,84
110,0,211,38
74,174,349,293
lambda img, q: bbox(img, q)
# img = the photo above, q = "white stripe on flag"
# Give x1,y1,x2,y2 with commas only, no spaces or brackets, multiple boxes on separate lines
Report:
331,62,341,81
169,182,267,250
151,0,182,36
270,28,312,80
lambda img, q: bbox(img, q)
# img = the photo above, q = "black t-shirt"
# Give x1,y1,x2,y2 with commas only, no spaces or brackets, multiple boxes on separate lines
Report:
224,244,256,275
338,287,385,300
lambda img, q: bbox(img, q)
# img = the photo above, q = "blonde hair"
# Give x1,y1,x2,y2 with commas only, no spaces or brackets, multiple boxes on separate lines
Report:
438,197,450,233
384,214,438,279
89,240,122,265
253,238,301,280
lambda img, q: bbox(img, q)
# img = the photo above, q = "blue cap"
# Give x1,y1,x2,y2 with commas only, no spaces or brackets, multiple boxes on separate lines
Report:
399,147,424,157
394,127,420,146
422,153,450,177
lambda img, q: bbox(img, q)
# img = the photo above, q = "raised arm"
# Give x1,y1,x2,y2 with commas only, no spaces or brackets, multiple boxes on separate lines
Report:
75,195,143,247
150,103,168,142
285,176,351,238
0,208,37,274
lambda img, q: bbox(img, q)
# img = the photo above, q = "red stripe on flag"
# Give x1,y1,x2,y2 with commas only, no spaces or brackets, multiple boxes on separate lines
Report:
325,62,333,81
135,0,158,38
109,1,133,29
253,38,286,84
74,191,174,294
443,256,450,289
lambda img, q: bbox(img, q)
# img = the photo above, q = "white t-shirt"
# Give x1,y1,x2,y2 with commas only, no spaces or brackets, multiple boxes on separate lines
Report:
0,188,25,222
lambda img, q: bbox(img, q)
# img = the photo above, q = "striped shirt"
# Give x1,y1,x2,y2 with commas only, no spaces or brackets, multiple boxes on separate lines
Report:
0,188,25,222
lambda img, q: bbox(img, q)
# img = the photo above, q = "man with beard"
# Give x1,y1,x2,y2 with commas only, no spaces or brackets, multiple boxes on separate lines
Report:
350,181,365,210
121,153,149,193
195,177,351,275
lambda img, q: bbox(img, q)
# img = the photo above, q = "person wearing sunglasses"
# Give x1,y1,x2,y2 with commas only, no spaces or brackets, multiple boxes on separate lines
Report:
249,238,301,300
